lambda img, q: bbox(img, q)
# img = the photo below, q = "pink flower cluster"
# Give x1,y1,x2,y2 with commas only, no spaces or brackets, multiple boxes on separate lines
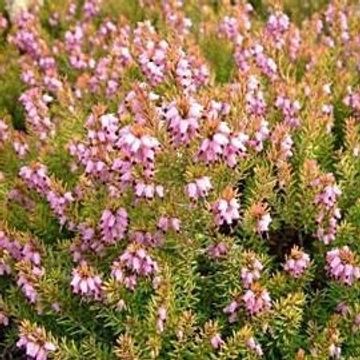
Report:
17,263,44,304
156,306,167,333
223,298,241,323
71,261,103,300
19,164,51,194
19,88,54,140
157,216,181,233
0,230,22,261
111,245,158,290
206,242,229,260
343,87,360,115
135,181,164,200
20,164,75,227
275,95,301,128
284,246,310,278
245,76,267,118
13,134,29,158
162,1,192,36
246,336,264,357
248,202,272,233
246,110,270,153
100,208,128,244
224,283,271,321
197,120,248,167
312,174,341,244
326,246,360,285
185,176,212,200
243,284,272,315
134,21,169,86
17,323,56,360
116,125,160,171
241,255,263,288
0,230,44,304
212,188,240,227
329,343,342,359
161,97,203,147
265,11,290,49
175,50,209,92
218,5,253,41
210,333,225,350
130,230,164,248
218,16,239,42
270,124,294,161
251,43,278,80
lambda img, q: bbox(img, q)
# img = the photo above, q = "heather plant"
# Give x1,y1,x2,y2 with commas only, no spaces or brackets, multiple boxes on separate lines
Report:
0,0,360,359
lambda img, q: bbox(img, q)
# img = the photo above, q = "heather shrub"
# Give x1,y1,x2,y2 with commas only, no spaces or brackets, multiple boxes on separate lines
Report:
0,0,360,359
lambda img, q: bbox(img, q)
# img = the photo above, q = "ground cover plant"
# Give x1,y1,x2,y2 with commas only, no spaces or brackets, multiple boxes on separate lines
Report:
0,0,360,358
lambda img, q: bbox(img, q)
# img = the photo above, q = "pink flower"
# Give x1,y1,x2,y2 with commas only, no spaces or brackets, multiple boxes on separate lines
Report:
13,138,29,158
245,76,267,117
257,213,272,233
135,182,164,200
111,245,158,290
223,299,241,323
326,246,360,285
130,230,164,247
197,121,231,164
212,188,240,227
157,216,181,233
312,174,341,244
223,132,248,167
335,302,350,316
329,343,341,359
19,164,51,195
275,95,301,128
0,230,22,260
241,255,263,288
185,176,212,200
207,242,229,260
71,261,102,300
266,11,290,49
19,88,54,140
156,306,167,333
243,284,271,315
17,262,44,304
100,208,128,244
248,202,272,234
219,16,239,41
46,191,74,226
16,322,56,360
247,118,270,153
175,52,208,92
116,125,160,169
270,124,293,161
210,333,224,349
134,22,169,86
0,311,9,326
246,336,263,356
343,87,360,114
251,44,278,80
161,97,203,146
284,247,310,278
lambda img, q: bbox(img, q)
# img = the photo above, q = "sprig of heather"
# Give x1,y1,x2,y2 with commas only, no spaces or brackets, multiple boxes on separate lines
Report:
0,0,360,359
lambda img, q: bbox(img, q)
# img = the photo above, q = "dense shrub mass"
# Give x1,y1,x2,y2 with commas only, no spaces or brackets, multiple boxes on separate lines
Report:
0,0,360,358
